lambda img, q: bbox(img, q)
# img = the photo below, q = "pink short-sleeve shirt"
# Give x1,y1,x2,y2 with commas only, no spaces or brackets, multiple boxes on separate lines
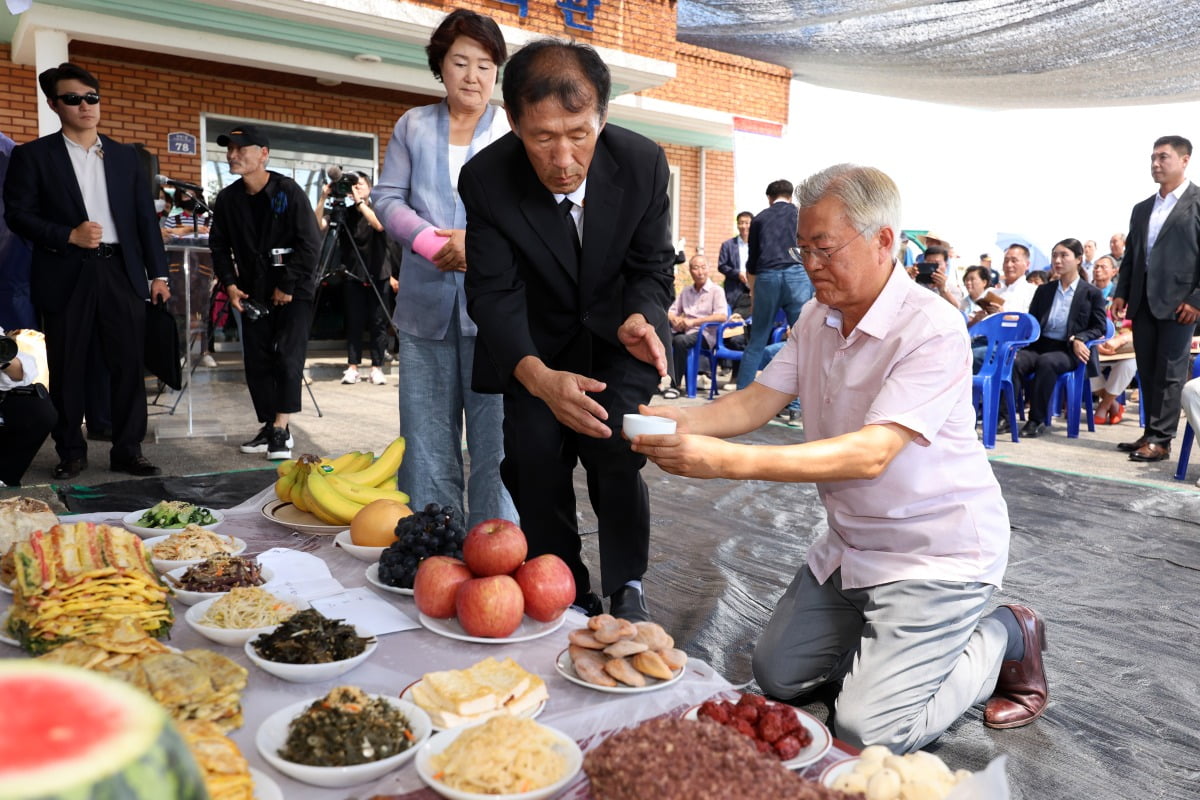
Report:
758,264,1010,589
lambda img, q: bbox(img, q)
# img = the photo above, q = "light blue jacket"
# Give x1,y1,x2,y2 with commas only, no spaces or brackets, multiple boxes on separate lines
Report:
374,100,508,339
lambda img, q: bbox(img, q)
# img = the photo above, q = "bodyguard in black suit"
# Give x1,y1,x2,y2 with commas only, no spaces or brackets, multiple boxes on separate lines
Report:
462,40,675,621
3,63,168,479
1013,238,1107,438
716,211,753,317
1111,135,1200,462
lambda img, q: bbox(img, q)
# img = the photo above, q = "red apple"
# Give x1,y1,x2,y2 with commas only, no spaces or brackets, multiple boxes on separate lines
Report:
462,518,528,577
514,554,576,622
455,575,525,638
413,556,473,619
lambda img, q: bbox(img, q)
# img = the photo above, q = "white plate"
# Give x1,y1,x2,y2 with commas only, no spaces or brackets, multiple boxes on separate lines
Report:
260,498,342,535
0,613,17,647
250,767,283,800
399,679,547,732
121,507,225,538
819,756,861,788
415,720,582,800
184,594,305,648
256,695,431,788
164,564,274,606
0,580,11,595
364,562,413,596
144,533,247,574
419,612,564,645
245,624,377,683
554,647,685,694
682,699,832,769
334,529,388,562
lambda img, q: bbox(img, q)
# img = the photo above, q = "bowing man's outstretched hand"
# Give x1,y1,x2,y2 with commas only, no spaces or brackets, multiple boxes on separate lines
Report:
617,314,668,377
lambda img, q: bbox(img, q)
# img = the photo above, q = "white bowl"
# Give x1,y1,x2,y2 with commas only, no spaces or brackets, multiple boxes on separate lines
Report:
256,695,431,788
244,624,377,683
184,594,305,648
122,507,225,538
416,720,583,800
164,565,274,606
622,413,676,438
333,529,387,562
145,533,247,574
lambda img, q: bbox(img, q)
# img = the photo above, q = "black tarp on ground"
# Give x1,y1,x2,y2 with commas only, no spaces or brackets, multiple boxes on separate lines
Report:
576,425,1200,800
57,468,277,513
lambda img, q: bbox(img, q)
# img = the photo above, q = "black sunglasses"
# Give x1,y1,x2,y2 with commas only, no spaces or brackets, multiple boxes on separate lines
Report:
56,92,100,106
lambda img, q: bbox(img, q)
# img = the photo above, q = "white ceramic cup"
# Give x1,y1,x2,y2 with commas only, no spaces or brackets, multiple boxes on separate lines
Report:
623,413,677,438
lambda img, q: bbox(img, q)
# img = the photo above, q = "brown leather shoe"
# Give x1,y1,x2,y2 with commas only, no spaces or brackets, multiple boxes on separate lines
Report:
984,604,1048,729
1116,435,1149,452
1129,442,1171,462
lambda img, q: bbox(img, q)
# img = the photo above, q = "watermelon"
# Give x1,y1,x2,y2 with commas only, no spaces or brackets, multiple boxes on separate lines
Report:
0,661,209,800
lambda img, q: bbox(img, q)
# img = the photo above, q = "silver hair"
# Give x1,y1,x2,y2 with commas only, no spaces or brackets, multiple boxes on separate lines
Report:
793,164,901,256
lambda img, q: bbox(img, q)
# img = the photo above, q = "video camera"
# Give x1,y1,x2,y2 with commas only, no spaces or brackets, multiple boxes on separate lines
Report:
324,165,359,205
915,260,940,285
0,334,16,369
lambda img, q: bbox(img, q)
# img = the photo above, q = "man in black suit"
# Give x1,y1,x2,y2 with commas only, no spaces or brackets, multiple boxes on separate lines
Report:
4,62,168,479
1111,135,1200,463
1013,238,1107,438
717,210,753,317
462,39,675,622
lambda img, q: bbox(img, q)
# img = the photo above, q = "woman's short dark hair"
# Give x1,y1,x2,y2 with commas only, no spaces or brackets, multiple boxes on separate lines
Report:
426,9,507,82
502,39,610,126
964,265,991,286
37,62,100,100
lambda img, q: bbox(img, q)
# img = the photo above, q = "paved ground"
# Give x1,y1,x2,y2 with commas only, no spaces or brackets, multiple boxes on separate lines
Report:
7,351,1199,497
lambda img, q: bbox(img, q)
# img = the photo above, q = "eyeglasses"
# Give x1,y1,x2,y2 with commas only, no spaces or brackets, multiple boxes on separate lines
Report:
56,92,100,106
789,229,864,265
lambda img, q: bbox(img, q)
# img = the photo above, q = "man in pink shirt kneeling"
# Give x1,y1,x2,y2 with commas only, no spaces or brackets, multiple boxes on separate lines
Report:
630,164,1049,752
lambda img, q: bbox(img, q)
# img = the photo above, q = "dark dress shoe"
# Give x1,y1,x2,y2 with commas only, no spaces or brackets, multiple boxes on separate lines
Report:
1019,420,1047,438
110,455,162,477
608,584,650,622
985,604,1049,729
1129,442,1171,462
52,458,87,480
570,592,604,617
996,416,1011,435
86,428,113,442
1117,435,1149,452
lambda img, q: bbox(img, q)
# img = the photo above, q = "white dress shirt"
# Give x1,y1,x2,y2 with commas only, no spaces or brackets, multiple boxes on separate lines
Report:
737,238,749,274
62,133,119,244
554,179,587,244
1148,178,1191,253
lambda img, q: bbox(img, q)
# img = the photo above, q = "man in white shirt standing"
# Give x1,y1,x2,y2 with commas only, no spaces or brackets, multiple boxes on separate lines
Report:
717,210,752,318
4,62,169,480
1111,135,1200,463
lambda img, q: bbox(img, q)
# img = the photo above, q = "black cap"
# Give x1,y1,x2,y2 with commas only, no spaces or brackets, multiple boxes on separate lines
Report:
217,123,269,148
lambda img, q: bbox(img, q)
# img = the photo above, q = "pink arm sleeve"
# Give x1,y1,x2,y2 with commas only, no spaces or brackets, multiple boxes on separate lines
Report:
412,226,449,261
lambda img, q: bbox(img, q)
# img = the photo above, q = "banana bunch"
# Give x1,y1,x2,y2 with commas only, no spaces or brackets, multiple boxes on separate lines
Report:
273,437,409,525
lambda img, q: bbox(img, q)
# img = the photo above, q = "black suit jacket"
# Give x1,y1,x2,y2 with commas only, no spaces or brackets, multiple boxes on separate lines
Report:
716,235,746,309
3,132,167,313
747,200,799,274
461,124,675,393
1114,182,1200,320
1028,278,1108,370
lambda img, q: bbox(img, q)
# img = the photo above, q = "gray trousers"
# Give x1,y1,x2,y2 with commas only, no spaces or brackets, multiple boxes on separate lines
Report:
752,566,1007,752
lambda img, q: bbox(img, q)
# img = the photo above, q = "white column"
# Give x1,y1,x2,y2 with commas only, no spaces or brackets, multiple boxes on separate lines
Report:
33,28,70,136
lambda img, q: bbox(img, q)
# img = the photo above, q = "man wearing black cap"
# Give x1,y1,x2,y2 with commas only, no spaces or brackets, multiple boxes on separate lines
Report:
209,123,321,460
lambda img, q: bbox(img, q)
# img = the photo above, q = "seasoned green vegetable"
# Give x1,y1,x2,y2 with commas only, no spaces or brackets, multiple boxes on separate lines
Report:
279,686,414,767
136,500,219,529
250,608,372,664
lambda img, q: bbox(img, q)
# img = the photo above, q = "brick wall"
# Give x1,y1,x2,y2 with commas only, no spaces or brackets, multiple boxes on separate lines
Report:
0,45,38,143
643,42,790,123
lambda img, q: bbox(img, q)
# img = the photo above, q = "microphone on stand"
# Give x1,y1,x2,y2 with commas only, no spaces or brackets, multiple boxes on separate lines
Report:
156,174,206,194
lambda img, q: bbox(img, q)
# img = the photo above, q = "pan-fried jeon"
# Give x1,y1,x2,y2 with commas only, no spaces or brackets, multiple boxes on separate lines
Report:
5,522,172,653
177,720,254,800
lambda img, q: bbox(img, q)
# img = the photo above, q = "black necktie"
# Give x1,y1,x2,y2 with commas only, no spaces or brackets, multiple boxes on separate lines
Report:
560,197,582,261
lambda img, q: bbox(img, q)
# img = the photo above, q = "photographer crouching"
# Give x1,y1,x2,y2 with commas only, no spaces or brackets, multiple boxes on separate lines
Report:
208,124,321,461
0,330,56,487
315,169,400,386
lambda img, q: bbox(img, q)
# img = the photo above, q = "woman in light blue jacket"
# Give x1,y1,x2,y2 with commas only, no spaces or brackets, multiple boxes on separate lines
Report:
373,9,515,527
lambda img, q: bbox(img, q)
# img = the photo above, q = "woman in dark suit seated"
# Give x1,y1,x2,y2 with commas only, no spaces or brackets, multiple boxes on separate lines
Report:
1012,238,1108,438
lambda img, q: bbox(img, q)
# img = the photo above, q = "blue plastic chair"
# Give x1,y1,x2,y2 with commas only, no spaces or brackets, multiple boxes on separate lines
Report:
969,313,1040,449
1047,318,1115,438
1173,356,1200,481
684,306,736,398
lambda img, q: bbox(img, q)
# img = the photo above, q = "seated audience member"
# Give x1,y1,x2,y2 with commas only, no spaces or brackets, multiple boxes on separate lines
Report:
631,164,1048,752
1181,375,1200,486
0,328,57,486
1091,324,1136,424
1092,255,1117,305
961,265,1000,325
994,244,1037,312
666,254,726,397
1012,238,1107,438
912,244,961,308
1027,270,1049,286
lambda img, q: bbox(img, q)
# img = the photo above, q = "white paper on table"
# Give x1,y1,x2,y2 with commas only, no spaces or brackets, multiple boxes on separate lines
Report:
255,548,345,601
309,587,420,635
946,754,1009,800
